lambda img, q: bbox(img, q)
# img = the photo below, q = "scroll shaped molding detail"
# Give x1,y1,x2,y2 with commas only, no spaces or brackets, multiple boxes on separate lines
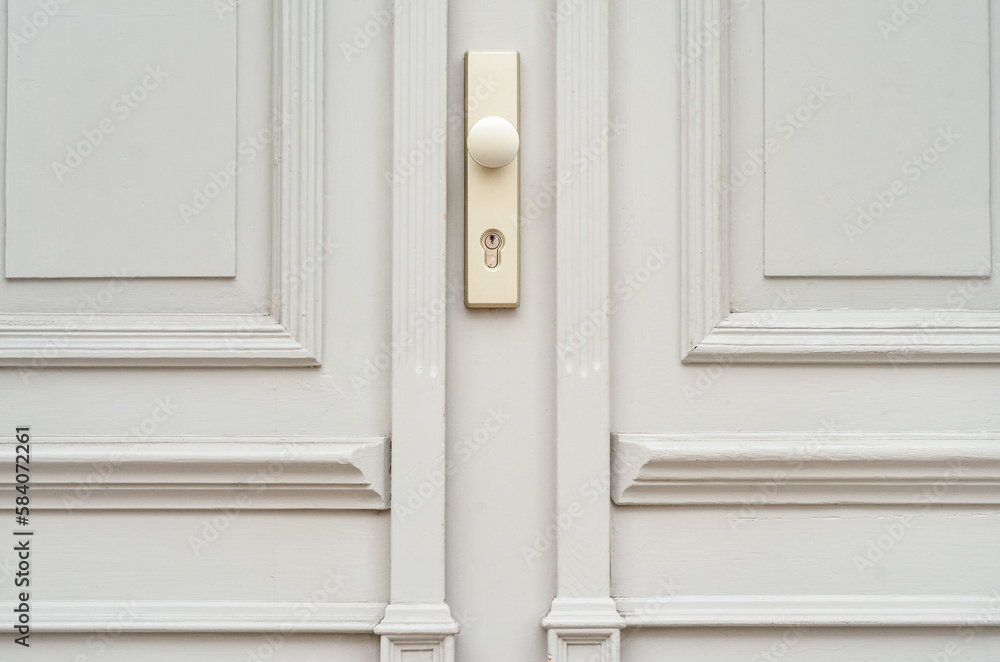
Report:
0,0,324,366
613,432,1000,506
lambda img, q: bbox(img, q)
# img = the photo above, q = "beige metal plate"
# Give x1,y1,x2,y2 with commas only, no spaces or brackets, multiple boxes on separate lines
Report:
465,51,520,308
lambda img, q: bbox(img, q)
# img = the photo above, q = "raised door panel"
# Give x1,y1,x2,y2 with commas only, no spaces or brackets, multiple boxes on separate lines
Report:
683,0,1000,362
7,0,238,278
1,0,322,365
762,0,990,277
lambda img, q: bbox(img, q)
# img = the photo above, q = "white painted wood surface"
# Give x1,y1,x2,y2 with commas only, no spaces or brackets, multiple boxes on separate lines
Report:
6,0,239,278
2,0,998,660
683,0,1000,363
762,0,990,277
0,0,323,365
376,0,459,659
31,601,387,633
1,1,388,659
613,1,1000,660
10,436,389,510
613,432,1000,505
542,0,625,660
623,629,1000,662
446,1,561,659
616,595,1000,627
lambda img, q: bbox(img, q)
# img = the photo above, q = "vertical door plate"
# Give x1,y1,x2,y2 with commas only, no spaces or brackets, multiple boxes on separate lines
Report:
465,51,520,308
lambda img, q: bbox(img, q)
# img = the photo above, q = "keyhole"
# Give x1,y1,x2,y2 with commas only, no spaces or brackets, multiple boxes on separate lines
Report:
482,231,503,269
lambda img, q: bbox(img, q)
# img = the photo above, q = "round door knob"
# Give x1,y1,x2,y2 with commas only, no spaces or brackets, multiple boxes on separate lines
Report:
467,116,519,168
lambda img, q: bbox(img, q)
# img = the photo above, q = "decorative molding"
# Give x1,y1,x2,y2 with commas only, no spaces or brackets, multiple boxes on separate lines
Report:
680,0,730,363
268,0,325,364
613,432,1000,506
543,599,624,662
5,436,389,510
545,0,620,658
543,598,627,630
0,0,323,366
615,594,1000,627
14,601,385,633
680,0,1000,364
376,604,458,662
688,310,1000,364
384,1,458,658
547,629,621,662
556,2,612,379
391,1,447,380
380,636,454,662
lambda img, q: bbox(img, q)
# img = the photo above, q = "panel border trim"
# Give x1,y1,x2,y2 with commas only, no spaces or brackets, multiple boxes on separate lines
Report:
22,601,386,633
616,594,1000,627
613,432,1000,506
4,436,389,510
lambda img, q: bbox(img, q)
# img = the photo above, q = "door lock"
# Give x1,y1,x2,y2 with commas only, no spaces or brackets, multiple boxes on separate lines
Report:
483,230,503,269
465,51,519,308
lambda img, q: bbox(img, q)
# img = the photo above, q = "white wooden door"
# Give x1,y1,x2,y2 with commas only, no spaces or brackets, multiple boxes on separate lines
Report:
1,1,394,660
4,1,1000,661
609,0,1000,661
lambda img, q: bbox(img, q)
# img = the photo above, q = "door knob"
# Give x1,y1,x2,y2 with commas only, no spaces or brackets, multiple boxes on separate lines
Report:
467,116,519,168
